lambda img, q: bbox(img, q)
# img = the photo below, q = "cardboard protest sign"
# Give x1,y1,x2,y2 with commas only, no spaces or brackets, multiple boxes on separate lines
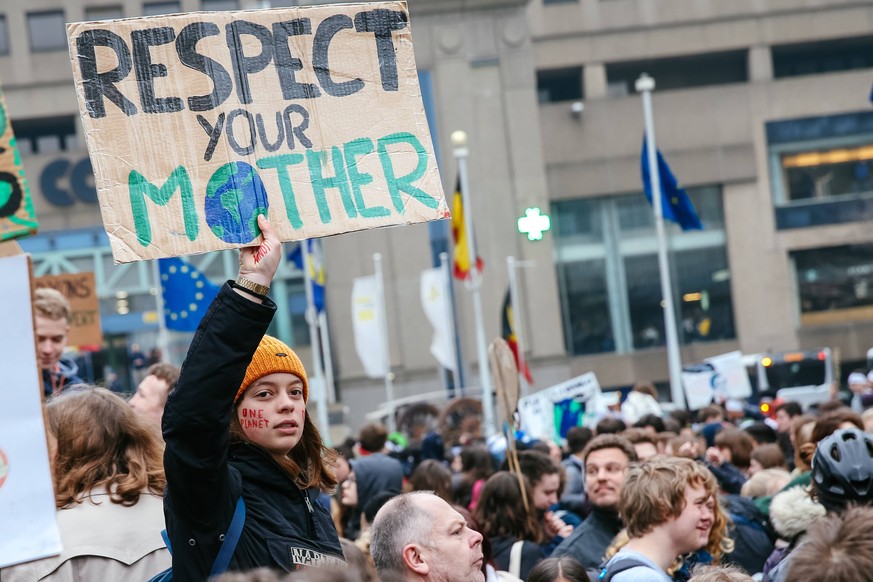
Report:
35,272,103,347
67,2,448,264
0,85,38,242
518,372,603,441
0,254,62,567
681,350,753,410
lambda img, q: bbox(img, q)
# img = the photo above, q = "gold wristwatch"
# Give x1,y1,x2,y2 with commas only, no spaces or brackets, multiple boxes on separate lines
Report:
235,276,270,297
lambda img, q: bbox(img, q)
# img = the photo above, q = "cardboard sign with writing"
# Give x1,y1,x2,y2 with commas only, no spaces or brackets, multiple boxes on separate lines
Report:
0,86,38,242
67,2,447,264
34,272,103,347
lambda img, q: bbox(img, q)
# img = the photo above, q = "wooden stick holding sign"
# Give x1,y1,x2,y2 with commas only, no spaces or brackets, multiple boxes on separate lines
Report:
67,2,448,264
488,337,529,516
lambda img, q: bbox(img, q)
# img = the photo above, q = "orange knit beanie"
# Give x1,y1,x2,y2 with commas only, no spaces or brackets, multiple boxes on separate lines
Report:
235,335,308,404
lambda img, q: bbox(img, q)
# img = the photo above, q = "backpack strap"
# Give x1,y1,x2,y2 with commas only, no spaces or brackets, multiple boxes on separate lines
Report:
210,496,247,577
599,557,653,582
508,540,525,579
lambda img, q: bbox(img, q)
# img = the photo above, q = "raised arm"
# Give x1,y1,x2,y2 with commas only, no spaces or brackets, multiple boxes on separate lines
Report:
162,215,283,525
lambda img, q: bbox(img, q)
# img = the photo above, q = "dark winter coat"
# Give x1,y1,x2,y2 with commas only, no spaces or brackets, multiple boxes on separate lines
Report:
162,284,344,581
550,506,623,568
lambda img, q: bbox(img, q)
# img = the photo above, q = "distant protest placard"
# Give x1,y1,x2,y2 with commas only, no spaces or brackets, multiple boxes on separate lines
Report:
0,85,38,242
518,372,604,441
67,2,448,264
35,272,103,347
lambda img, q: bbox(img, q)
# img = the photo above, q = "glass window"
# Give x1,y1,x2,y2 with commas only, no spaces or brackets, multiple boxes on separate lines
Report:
773,35,873,79
537,67,584,103
553,188,734,355
142,1,181,16
11,115,77,153
768,113,873,229
85,6,123,20
606,50,748,96
201,0,239,9
0,15,9,55
27,11,67,53
780,143,873,202
792,244,873,321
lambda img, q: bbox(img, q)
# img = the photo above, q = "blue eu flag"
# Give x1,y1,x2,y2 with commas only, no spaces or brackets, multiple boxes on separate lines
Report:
158,257,220,332
287,239,325,313
641,137,703,231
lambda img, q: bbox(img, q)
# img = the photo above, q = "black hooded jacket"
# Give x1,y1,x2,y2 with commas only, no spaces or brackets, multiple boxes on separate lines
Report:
162,284,344,581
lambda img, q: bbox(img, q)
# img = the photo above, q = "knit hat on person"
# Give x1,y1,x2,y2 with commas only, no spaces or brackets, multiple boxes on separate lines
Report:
235,335,308,404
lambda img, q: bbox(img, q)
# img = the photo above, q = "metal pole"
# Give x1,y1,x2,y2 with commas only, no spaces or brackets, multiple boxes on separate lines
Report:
373,253,396,432
319,311,336,404
442,252,466,395
452,130,496,437
439,252,462,396
507,256,530,397
302,241,331,444
636,74,685,408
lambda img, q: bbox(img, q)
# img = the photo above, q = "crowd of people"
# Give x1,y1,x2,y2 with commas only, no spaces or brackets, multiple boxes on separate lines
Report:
8,217,873,582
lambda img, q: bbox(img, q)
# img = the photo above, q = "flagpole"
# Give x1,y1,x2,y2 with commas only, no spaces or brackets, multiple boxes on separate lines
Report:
507,256,530,397
151,259,171,365
452,130,496,438
441,251,466,395
636,73,684,408
373,253,396,432
439,252,461,397
319,311,336,404
302,241,331,444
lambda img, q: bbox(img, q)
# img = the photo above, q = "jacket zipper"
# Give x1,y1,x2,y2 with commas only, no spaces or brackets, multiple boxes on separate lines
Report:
302,488,316,537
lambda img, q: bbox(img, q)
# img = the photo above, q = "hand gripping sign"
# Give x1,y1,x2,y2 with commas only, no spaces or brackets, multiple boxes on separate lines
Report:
67,2,448,263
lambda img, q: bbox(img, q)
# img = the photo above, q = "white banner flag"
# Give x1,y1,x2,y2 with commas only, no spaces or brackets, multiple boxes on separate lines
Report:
352,276,387,378
420,268,456,372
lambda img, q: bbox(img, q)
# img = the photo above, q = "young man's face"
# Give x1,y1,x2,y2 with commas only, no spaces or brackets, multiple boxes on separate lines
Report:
665,483,715,556
35,316,68,371
129,374,170,424
585,447,631,511
775,409,792,433
531,472,561,511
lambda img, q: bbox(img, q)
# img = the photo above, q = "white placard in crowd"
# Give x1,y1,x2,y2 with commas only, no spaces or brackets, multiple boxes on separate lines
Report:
706,351,753,400
517,372,602,441
0,254,62,567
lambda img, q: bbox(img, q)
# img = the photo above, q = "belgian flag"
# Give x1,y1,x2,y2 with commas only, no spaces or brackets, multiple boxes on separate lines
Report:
502,288,533,383
451,177,484,280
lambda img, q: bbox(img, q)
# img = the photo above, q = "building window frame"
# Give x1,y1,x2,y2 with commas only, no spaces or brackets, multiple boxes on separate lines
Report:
27,10,68,53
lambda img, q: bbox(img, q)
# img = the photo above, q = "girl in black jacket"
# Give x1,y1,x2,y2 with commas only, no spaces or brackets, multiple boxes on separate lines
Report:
162,216,344,580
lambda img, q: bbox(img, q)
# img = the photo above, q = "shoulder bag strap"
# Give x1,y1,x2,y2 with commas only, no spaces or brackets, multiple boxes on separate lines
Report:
509,540,525,579
210,497,247,577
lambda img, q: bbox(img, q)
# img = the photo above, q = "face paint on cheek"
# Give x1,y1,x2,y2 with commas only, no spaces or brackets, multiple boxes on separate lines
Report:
240,408,270,430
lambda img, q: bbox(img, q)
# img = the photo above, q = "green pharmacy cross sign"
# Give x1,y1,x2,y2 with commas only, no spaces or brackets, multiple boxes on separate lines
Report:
517,207,551,241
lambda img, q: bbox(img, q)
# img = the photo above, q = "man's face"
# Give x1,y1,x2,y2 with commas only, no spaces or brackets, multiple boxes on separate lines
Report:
129,375,170,424
531,472,560,511
416,495,484,582
35,316,68,371
585,447,631,511
775,409,792,433
664,483,715,556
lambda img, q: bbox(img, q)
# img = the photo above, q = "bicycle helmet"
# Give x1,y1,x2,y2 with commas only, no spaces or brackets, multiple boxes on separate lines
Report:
811,428,873,511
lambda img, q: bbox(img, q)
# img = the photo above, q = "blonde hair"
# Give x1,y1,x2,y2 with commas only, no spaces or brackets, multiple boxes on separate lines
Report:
48,387,165,508
619,457,732,560
34,287,71,321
